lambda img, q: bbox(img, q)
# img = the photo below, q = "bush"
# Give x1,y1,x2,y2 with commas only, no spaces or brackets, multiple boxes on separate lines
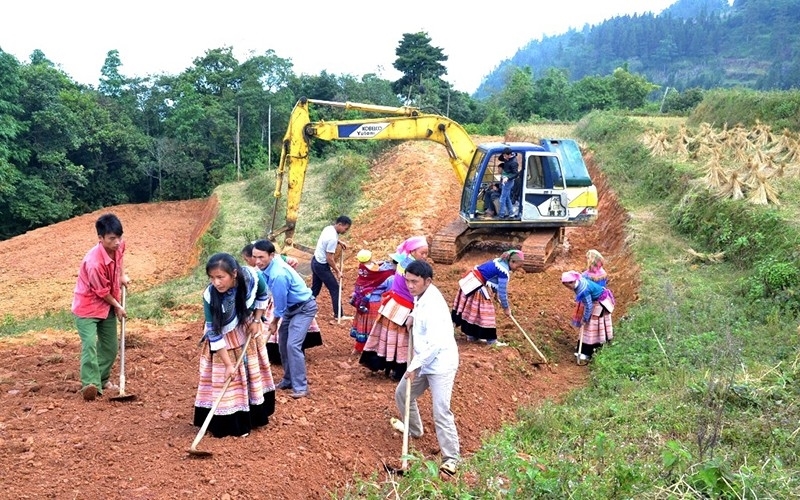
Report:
690,88,800,131
670,192,792,266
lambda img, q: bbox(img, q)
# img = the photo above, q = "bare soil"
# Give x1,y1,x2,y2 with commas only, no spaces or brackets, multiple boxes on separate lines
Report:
0,141,637,499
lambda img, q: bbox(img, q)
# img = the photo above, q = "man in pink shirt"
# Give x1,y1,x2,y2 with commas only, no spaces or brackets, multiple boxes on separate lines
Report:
72,213,129,401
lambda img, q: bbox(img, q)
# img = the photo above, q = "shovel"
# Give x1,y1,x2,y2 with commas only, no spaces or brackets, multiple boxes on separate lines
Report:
188,331,254,458
509,314,549,367
110,286,136,402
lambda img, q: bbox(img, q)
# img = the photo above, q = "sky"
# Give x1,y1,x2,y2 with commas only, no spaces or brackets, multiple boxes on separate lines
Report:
1,0,677,94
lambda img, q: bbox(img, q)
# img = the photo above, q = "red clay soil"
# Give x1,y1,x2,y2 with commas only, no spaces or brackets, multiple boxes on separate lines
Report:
0,141,638,499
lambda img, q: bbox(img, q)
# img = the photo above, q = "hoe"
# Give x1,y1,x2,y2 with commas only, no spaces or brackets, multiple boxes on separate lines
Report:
509,314,551,369
187,331,254,457
110,286,137,402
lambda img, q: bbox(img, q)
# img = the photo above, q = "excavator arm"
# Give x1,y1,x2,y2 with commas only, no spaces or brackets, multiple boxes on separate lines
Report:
268,98,477,246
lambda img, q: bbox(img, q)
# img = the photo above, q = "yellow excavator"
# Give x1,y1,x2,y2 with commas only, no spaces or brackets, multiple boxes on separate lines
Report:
268,97,598,272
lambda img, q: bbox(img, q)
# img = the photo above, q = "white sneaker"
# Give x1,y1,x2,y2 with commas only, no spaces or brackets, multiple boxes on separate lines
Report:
490,340,508,347
390,417,405,434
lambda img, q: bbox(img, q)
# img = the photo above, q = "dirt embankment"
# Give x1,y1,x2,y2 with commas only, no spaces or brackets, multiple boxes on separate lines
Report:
0,141,637,498
0,198,218,321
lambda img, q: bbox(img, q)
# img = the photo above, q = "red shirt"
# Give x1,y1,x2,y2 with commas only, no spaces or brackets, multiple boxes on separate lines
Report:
71,240,125,319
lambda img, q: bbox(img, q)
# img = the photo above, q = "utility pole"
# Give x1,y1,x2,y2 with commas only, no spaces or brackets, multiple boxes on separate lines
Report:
236,106,241,180
268,104,272,169
659,87,671,114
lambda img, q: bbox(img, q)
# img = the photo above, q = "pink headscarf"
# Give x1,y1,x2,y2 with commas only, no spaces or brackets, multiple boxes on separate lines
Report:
561,271,582,283
396,235,428,255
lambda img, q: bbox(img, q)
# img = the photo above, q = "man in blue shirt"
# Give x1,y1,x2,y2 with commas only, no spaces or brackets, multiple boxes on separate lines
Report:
252,239,318,399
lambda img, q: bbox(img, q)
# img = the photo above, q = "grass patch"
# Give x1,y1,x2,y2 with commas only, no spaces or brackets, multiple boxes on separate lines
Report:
0,310,74,338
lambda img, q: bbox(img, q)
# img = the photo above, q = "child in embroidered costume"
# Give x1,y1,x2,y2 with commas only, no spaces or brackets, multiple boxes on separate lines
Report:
451,249,525,346
193,253,276,437
583,249,608,286
349,250,396,353
562,270,615,361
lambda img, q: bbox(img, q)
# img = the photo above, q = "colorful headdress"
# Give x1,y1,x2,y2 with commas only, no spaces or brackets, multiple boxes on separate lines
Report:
561,271,582,283
396,235,428,254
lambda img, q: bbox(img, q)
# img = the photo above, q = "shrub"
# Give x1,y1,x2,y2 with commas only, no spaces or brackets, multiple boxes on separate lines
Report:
670,193,791,267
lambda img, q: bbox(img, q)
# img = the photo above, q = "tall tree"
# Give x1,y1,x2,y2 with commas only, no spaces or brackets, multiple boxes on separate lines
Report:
99,49,125,97
534,68,575,120
500,67,536,120
235,50,294,169
610,65,659,109
572,75,616,115
14,59,84,225
392,32,448,103
0,50,27,238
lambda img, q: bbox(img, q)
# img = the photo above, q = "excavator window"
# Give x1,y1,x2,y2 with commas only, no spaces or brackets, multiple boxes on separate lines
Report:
527,156,544,189
543,156,565,189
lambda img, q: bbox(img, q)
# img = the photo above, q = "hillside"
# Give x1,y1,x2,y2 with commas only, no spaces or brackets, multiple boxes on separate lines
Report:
0,199,216,321
476,0,800,96
0,140,637,497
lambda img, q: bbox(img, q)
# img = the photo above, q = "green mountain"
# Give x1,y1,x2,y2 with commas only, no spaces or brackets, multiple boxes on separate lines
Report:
476,0,800,98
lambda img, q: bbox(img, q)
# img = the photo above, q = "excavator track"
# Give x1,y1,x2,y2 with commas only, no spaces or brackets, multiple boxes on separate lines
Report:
431,218,563,272
520,228,563,273
430,219,470,264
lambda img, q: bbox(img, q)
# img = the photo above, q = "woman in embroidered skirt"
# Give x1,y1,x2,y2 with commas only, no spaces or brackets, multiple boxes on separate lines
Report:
561,270,615,361
451,249,525,346
194,253,276,438
349,250,397,353
360,236,428,380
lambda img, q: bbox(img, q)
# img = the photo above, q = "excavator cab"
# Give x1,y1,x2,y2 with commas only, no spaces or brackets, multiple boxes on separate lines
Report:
460,143,571,226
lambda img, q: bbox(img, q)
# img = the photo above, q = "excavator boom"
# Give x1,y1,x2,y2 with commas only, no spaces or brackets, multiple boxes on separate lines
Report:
269,97,475,244
269,98,598,271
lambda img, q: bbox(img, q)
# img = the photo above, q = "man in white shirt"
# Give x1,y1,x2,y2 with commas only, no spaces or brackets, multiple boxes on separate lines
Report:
394,259,461,476
311,215,351,321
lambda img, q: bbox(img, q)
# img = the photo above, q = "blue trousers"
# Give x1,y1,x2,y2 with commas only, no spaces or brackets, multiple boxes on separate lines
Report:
311,258,342,318
499,178,515,217
277,298,318,393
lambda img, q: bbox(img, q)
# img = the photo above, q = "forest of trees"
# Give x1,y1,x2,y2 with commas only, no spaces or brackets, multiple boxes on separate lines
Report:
477,0,800,96
0,30,662,240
